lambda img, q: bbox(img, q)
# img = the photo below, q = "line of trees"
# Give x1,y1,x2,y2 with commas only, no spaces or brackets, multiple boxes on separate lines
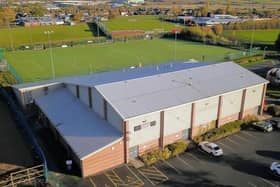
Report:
224,19,280,30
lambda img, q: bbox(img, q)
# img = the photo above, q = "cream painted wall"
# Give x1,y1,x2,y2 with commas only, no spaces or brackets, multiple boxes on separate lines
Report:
164,104,192,135
244,84,263,110
128,112,160,147
221,90,243,117
195,96,219,126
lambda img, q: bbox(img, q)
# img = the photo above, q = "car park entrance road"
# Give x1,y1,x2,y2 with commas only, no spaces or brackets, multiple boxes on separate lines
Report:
87,130,280,187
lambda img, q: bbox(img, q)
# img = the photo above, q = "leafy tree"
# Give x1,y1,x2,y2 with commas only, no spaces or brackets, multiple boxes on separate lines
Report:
201,0,210,17
275,33,280,51
0,6,16,26
213,24,223,36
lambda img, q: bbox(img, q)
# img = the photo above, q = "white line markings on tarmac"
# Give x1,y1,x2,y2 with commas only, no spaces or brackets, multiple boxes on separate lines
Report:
234,134,251,143
240,131,258,139
259,177,278,187
225,137,240,146
176,156,195,169
162,160,182,174
218,142,235,152
248,181,258,187
89,177,97,187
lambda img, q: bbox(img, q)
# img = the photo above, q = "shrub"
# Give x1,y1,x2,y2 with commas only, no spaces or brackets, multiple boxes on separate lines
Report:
168,141,188,157
193,115,258,144
140,141,189,166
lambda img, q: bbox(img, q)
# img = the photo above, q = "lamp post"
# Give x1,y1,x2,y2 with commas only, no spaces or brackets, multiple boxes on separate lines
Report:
172,29,182,62
263,46,268,59
44,31,55,79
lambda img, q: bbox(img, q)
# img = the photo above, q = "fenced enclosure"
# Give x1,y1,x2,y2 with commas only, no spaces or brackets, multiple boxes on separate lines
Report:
0,88,48,185
0,165,45,187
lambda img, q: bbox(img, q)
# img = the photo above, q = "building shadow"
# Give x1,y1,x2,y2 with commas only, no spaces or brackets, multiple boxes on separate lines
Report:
256,150,280,160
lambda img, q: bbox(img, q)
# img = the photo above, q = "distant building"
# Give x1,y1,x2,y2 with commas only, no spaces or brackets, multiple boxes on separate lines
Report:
112,0,144,5
13,61,268,177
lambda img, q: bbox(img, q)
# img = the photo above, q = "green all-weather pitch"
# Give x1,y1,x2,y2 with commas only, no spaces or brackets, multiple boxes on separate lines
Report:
5,39,240,83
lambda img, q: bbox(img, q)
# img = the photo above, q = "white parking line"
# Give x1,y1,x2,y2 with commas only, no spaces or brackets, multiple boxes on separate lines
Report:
186,152,200,162
234,134,251,143
225,137,240,146
176,156,195,169
240,131,258,139
259,177,278,187
162,160,182,175
248,181,258,187
218,142,235,153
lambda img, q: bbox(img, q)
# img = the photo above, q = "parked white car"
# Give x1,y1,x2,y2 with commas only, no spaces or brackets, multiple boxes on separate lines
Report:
270,162,280,176
198,141,223,156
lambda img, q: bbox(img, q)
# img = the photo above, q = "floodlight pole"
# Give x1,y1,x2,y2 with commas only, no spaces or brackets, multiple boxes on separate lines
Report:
7,22,14,50
263,46,267,59
44,31,55,79
174,31,178,61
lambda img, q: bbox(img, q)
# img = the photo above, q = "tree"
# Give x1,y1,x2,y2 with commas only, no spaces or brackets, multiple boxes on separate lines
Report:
201,0,210,17
0,6,16,26
275,33,280,51
213,24,223,36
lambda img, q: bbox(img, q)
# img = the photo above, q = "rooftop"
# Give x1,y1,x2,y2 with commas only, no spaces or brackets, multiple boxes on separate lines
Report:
34,88,122,159
96,62,268,119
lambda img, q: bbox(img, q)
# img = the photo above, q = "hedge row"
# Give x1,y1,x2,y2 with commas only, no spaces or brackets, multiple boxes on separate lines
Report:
0,72,17,87
140,141,189,166
193,115,258,144
235,55,264,65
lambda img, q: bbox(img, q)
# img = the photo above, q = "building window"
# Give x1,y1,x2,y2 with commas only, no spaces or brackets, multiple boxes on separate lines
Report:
150,121,156,127
134,125,141,132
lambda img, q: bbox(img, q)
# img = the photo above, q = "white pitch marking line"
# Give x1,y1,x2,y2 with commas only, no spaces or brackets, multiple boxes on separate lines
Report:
259,177,278,187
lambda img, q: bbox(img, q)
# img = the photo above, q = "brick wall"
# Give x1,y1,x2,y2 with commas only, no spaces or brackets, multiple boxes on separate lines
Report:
138,139,159,156
81,139,124,177
163,131,183,146
217,113,239,127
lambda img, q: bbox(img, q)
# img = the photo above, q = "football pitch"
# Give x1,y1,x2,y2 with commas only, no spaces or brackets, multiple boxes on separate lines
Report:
101,15,185,32
5,39,240,83
0,23,97,48
223,29,280,44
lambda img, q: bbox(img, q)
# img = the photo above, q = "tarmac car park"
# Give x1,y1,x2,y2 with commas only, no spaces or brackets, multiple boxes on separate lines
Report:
84,128,280,187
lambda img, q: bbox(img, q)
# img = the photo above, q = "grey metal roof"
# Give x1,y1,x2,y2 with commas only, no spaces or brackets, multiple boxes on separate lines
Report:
96,62,268,119
34,88,122,159
13,61,215,90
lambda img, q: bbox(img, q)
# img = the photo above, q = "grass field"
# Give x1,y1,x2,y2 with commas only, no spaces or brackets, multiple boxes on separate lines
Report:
0,23,97,48
223,29,280,44
102,15,185,32
5,39,240,82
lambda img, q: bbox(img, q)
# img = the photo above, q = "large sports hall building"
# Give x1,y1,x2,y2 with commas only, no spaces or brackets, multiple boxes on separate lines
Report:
13,61,268,177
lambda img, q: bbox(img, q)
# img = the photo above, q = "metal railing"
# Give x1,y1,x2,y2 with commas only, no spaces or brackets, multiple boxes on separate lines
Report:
0,165,44,187
0,88,48,184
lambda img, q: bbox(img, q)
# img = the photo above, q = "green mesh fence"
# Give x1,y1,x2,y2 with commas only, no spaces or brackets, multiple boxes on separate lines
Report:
0,48,5,62
7,61,23,84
